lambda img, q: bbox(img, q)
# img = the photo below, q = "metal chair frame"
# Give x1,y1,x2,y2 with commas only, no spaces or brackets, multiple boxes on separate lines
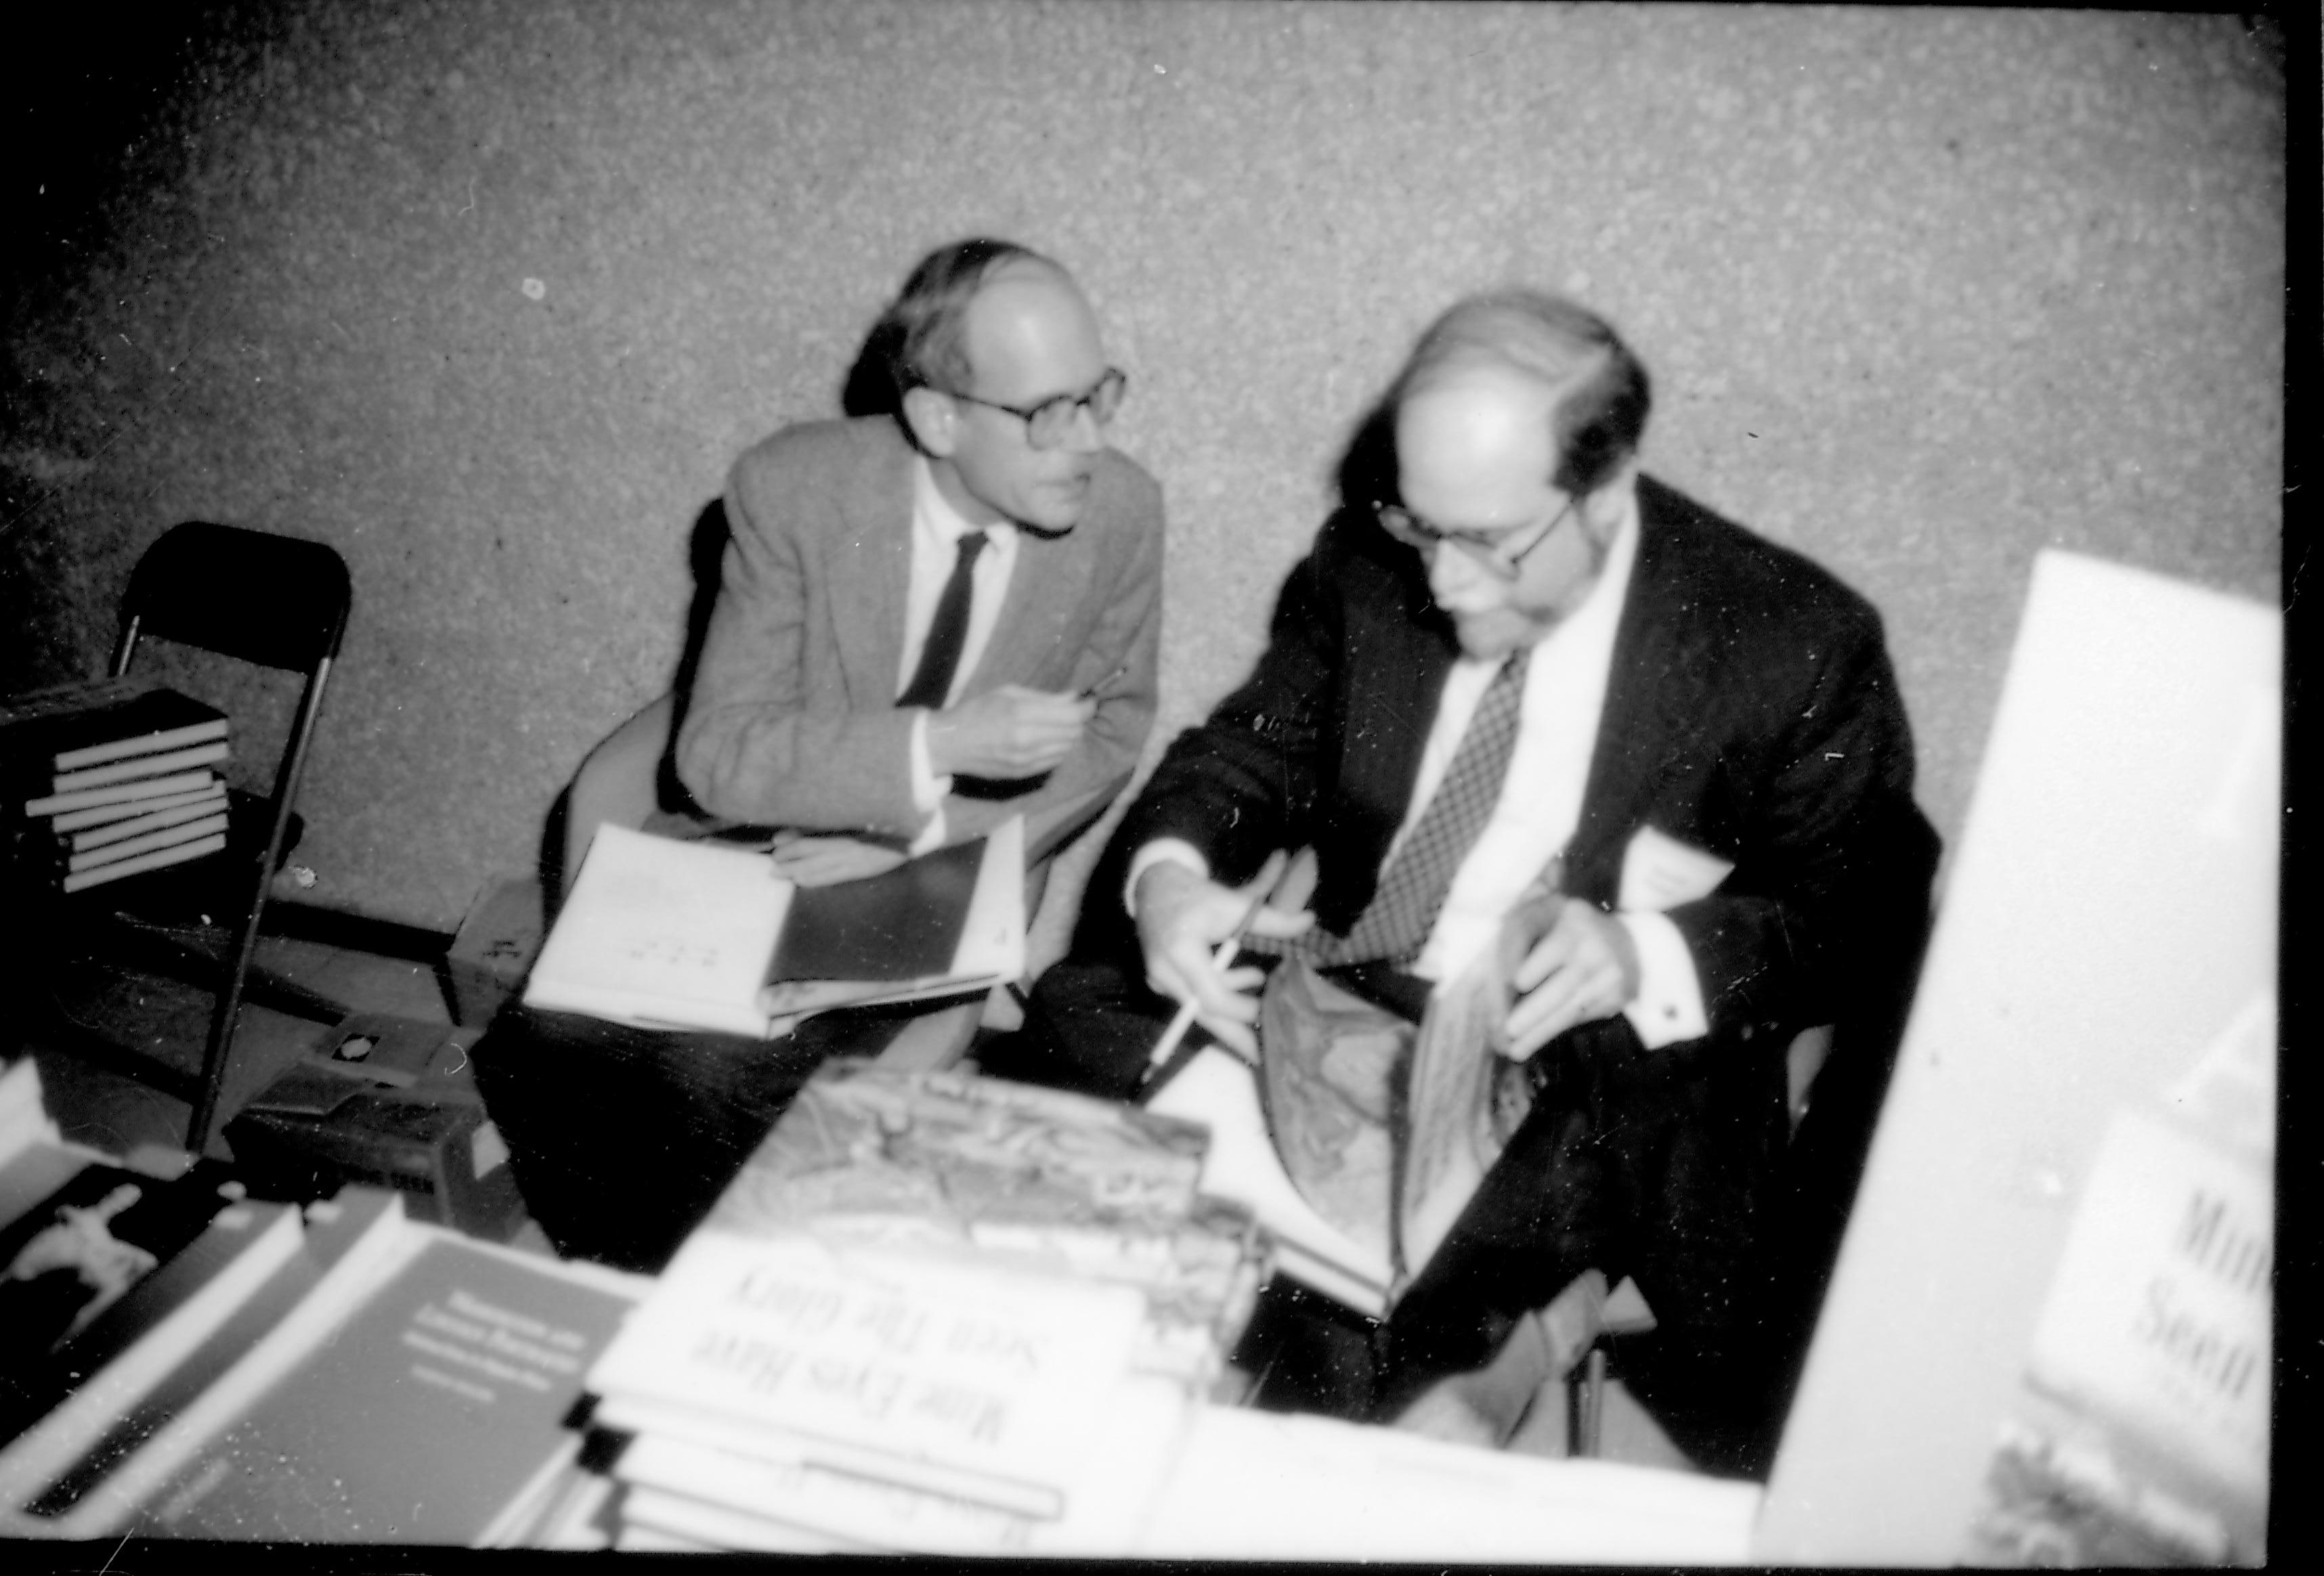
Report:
103,521,353,1150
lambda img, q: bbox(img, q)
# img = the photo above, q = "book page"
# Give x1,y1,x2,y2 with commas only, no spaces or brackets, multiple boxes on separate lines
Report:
952,814,1026,982
1146,1049,1391,1311
525,824,794,1036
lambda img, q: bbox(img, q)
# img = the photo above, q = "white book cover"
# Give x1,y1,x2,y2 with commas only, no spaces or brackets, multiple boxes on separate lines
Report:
587,1232,1153,1520
524,817,1024,1037
523,823,798,1036
0,1059,61,1168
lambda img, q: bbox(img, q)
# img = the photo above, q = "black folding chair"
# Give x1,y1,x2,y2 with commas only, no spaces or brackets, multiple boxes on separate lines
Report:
68,521,354,1152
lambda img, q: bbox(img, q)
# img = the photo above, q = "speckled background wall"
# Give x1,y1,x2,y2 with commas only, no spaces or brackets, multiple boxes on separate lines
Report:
3,2,2283,947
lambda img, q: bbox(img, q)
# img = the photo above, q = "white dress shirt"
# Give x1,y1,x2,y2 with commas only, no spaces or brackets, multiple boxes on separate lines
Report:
1134,487,1708,1050
900,456,1020,851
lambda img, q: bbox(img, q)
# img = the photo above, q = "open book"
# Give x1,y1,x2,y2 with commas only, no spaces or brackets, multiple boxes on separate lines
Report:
523,817,1025,1038
1144,1048,1393,1317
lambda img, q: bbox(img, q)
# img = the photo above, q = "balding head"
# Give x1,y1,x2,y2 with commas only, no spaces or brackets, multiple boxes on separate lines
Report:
1385,289,1651,498
886,241,1117,531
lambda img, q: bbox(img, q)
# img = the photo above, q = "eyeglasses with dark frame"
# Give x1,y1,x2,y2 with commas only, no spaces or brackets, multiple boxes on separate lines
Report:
1373,494,1579,581
945,367,1128,450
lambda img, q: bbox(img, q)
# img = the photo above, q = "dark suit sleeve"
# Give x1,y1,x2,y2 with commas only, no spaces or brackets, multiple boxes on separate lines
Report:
1663,598,1936,1043
1118,523,1354,888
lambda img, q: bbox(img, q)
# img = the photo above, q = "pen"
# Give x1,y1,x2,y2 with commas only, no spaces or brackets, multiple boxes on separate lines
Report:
1079,663,1131,701
1142,938,1235,1077
1138,852,1286,1094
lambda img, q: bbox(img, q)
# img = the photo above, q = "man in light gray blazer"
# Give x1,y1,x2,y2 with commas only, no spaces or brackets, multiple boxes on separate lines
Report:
677,239,1163,882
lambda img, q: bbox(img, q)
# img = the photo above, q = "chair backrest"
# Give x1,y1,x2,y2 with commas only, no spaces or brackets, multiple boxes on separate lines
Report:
116,521,351,674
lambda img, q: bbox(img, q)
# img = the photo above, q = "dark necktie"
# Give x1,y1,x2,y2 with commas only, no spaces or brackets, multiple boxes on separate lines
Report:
897,530,989,709
1265,645,1534,968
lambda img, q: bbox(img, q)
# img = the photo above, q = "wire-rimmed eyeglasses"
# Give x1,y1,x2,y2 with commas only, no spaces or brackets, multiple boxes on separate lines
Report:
947,367,1128,450
1374,494,1578,581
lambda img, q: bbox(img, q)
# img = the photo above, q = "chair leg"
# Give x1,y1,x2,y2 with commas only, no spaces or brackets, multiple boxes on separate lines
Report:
183,864,275,1153
1572,1346,1608,1458
184,653,337,1152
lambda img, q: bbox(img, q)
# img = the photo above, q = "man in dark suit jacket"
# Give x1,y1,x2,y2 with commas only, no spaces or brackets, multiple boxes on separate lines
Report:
987,290,1937,1470
676,238,1162,880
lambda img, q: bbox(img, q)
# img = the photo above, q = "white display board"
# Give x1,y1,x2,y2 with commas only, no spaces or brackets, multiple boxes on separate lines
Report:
1755,550,2279,1562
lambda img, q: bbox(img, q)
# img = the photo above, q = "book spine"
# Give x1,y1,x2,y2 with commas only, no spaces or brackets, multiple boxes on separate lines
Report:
51,718,229,775
590,1393,1067,1520
618,1482,864,1554
59,835,227,894
9,1196,421,1538
24,769,220,818
64,814,230,873
49,785,225,834
58,799,228,855
50,742,230,795
473,1433,587,1549
0,1200,295,1448
0,1208,305,1518
618,1429,1043,1554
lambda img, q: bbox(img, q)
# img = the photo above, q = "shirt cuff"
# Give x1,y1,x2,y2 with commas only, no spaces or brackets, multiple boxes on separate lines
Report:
1124,839,1211,917
907,712,949,855
1618,910,1709,1049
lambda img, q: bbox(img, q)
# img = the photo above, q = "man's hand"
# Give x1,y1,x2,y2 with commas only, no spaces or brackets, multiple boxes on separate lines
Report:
1133,856,1312,1061
1499,898,1641,1061
767,833,909,886
926,685,1094,779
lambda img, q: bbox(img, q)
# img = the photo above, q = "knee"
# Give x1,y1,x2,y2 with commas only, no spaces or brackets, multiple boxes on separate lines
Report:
975,958,1169,1101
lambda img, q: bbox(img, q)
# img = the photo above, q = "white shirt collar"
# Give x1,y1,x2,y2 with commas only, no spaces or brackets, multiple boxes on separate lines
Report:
912,455,1016,546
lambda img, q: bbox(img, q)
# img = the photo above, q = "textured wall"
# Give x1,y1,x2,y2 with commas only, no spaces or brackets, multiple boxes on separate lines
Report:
2,2,2283,939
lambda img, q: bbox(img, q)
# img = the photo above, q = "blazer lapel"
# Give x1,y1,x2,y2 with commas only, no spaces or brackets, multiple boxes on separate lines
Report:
829,435,917,703
1568,490,1718,898
1320,569,1459,927
966,522,1094,693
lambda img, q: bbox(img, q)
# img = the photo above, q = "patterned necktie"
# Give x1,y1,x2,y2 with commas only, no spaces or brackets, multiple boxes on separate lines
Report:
897,530,988,709
1270,645,1533,968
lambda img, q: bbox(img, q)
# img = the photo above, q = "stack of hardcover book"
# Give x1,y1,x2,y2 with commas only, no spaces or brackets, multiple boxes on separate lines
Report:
0,1061,651,1546
1,678,232,894
572,1062,1268,1554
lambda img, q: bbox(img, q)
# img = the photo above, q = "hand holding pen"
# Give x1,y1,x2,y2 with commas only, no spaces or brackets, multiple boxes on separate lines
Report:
1132,848,1315,1082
